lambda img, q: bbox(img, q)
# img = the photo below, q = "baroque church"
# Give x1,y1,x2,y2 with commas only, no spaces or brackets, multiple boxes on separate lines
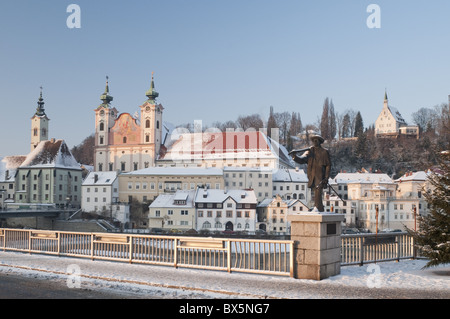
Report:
93,74,294,173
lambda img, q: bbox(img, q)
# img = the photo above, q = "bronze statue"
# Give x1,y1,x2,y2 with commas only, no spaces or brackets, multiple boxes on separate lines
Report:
289,135,331,212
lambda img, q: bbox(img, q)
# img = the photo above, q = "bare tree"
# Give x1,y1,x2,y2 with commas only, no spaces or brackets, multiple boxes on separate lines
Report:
236,114,264,131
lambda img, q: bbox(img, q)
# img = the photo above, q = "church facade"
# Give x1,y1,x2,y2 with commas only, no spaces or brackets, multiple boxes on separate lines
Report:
94,74,165,173
93,74,295,172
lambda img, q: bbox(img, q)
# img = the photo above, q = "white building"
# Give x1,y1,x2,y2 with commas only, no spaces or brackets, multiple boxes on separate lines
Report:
148,190,196,231
375,92,419,138
330,171,430,232
272,168,309,203
0,156,26,209
223,167,272,203
257,195,309,234
81,171,129,224
195,188,258,233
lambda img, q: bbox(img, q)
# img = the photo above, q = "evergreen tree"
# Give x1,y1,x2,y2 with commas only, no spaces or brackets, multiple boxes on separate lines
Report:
409,150,450,268
320,98,330,140
267,106,277,139
354,111,364,137
342,113,351,138
329,99,337,140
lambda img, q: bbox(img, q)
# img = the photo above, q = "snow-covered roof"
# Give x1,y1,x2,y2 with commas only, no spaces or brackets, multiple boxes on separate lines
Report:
257,196,308,209
395,171,429,183
159,130,295,168
82,171,118,186
195,188,257,205
149,190,196,209
0,155,26,182
20,139,81,170
387,106,407,125
123,167,223,176
272,168,308,182
332,172,393,184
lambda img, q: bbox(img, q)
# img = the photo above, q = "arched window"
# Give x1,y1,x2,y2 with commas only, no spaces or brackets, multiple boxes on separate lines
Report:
202,221,211,229
146,135,150,143
145,119,150,128
33,128,38,136
215,221,222,229
99,122,104,131
123,136,127,144
156,120,160,129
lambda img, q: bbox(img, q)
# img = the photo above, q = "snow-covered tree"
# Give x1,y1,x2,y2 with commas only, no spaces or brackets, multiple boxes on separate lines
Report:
410,150,450,268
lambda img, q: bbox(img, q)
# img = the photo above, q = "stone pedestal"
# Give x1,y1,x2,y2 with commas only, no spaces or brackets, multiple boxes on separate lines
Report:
288,213,345,280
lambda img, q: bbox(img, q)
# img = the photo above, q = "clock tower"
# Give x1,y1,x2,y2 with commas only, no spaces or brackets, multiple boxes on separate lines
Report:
31,87,49,151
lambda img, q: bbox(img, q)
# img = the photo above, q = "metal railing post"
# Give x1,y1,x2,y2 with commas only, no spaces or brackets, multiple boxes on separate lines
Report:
174,238,179,269
129,236,133,264
226,240,231,273
289,241,294,278
28,229,32,254
359,236,364,266
90,233,94,260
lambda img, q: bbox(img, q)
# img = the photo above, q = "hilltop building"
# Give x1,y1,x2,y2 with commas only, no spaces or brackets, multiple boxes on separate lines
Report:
375,92,419,138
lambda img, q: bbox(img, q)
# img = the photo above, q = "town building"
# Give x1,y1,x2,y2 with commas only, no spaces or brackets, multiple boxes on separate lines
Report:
328,171,430,232
223,167,272,202
195,188,258,233
148,190,196,231
118,167,224,204
14,139,82,208
257,195,309,234
0,156,26,209
81,171,129,224
272,168,309,203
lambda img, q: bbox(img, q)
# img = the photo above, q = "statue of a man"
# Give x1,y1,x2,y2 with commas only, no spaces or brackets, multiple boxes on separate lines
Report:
290,135,331,212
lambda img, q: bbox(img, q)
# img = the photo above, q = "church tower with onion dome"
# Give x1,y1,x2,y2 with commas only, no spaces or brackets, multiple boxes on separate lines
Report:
93,74,165,172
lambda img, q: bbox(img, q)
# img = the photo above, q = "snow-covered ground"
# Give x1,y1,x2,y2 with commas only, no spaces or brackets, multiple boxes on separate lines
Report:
0,251,448,299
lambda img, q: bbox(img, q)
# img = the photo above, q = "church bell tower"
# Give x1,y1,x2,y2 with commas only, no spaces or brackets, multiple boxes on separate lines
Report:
31,87,49,151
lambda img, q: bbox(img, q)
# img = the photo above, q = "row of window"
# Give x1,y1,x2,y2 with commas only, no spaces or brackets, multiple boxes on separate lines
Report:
198,210,251,218
17,194,78,202
86,187,118,193
225,173,270,179
22,174,78,182
19,184,78,192
202,221,250,230
154,210,189,217
126,182,221,191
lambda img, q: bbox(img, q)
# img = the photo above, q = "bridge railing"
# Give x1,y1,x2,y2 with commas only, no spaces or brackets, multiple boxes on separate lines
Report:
341,232,416,266
0,228,294,277
0,228,418,277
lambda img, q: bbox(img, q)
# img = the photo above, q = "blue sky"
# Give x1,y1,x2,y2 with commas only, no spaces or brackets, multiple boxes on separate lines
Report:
1,0,450,156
